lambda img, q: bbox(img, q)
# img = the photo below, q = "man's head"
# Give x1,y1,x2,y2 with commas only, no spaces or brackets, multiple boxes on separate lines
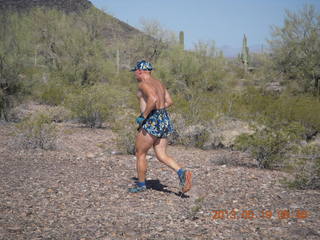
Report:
130,60,154,72
131,60,154,81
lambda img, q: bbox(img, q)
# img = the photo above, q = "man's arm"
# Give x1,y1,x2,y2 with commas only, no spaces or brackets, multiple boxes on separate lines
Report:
139,83,157,119
137,90,146,113
164,88,173,108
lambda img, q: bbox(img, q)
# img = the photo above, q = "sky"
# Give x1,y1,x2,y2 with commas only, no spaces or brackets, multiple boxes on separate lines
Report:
91,0,320,56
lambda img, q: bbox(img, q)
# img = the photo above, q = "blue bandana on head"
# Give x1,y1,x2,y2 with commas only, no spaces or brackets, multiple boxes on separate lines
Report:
130,60,154,71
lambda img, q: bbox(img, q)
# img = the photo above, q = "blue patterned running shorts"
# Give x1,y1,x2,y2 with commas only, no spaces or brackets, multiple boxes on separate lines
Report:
142,109,174,138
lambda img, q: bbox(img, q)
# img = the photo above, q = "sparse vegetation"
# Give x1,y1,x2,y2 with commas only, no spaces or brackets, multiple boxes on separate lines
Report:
1,2,320,239
111,109,137,155
15,112,56,150
1,3,320,188
285,144,320,189
234,122,305,169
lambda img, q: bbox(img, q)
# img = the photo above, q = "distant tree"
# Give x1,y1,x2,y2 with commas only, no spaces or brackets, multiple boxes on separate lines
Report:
193,40,221,58
269,5,320,95
137,18,177,61
140,18,177,45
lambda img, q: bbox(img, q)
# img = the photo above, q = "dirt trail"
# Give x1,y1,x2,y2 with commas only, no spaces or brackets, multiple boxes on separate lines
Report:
0,120,319,240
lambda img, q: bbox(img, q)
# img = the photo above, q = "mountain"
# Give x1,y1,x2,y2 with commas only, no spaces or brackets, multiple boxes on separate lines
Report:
0,0,142,38
0,0,93,12
0,0,153,63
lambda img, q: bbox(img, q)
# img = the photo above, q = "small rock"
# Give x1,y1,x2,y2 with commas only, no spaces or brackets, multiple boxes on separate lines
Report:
111,150,122,155
7,226,22,232
86,153,95,158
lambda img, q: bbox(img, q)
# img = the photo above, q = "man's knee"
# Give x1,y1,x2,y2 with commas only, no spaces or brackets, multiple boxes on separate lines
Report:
136,149,146,159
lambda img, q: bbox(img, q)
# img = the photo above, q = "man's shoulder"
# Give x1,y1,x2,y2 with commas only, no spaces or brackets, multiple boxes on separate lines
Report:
138,81,148,88
138,78,163,91
138,82,153,92
150,78,165,89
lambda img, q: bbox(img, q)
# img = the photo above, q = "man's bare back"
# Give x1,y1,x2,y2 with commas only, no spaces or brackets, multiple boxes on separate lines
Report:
137,76,173,119
137,78,169,113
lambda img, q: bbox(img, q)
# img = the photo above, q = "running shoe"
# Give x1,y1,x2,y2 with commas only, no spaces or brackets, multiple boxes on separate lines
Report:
128,185,147,193
179,170,192,193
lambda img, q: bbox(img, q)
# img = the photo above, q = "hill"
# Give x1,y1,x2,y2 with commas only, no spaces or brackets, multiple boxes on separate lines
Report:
0,0,145,47
0,0,93,12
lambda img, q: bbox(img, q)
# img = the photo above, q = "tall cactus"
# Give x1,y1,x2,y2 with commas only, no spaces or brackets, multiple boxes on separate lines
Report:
179,31,184,50
240,34,250,73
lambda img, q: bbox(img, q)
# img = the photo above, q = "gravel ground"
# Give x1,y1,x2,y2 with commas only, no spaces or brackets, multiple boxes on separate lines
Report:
1,121,320,240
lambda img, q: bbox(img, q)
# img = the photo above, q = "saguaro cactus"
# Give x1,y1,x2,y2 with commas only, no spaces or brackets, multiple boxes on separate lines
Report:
240,34,250,73
179,31,184,50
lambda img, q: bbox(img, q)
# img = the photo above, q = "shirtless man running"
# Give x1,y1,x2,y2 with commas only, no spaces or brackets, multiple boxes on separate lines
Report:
128,60,192,193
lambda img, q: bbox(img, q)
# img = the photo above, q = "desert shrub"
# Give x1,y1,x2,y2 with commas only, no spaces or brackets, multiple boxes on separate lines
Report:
115,124,137,155
176,124,209,148
34,80,66,106
234,122,305,168
171,92,222,126
110,108,137,155
185,126,210,149
65,85,108,128
171,94,197,124
231,88,320,132
167,112,210,148
154,42,227,94
15,112,56,150
285,144,320,189
0,89,9,120
117,128,136,155
269,5,320,95
65,84,134,128
47,105,71,123
167,113,185,145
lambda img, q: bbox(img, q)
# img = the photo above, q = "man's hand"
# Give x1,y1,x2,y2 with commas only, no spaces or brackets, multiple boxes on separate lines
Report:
136,114,146,125
136,114,147,131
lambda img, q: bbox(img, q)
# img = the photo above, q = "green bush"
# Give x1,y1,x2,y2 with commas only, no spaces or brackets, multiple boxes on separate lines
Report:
118,131,136,154
116,124,136,155
35,80,66,106
285,144,320,189
154,42,227,93
15,112,56,150
65,84,134,128
230,88,320,132
234,122,305,168
0,89,7,120
65,85,108,128
269,5,320,95
110,108,137,155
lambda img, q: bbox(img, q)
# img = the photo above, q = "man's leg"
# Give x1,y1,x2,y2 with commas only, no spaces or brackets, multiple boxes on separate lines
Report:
153,138,192,193
129,129,156,193
153,138,181,171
